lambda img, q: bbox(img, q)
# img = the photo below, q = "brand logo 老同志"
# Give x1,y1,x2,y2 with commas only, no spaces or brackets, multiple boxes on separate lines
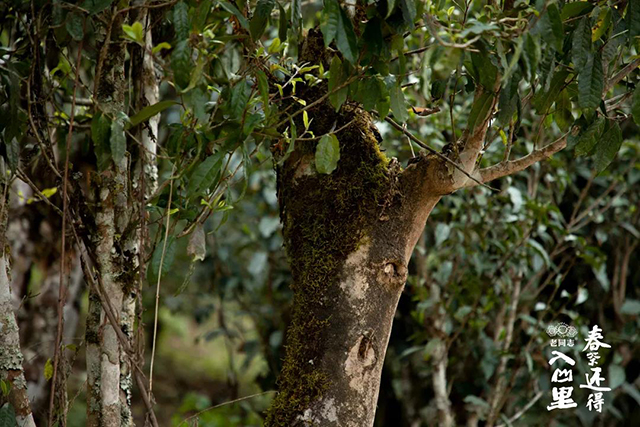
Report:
546,322,578,347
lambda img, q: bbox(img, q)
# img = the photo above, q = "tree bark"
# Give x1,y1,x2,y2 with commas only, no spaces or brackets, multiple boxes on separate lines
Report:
264,33,447,424
86,4,137,426
265,28,566,425
0,181,36,427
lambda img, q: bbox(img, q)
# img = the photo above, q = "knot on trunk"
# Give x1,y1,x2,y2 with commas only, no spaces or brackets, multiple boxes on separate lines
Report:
379,260,407,288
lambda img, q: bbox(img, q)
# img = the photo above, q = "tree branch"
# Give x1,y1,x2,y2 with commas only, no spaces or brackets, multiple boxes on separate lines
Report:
458,134,567,189
604,57,640,93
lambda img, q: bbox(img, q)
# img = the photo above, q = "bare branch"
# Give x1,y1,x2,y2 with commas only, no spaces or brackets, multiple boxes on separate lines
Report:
604,57,640,93
459,134,567,190
382,114,497,191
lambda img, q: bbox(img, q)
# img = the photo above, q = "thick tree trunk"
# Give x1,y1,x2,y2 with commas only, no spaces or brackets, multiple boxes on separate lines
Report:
265,44,444,422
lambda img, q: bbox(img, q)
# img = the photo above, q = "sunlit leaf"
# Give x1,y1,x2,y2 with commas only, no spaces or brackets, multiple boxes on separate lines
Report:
315,134,340,174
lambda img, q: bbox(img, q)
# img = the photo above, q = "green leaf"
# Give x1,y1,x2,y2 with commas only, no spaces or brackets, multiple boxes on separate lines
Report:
328,56,347,111
572,17,591,70
335,7,358,63
360,78,382,112
44,358,53,381
578,52,603,111
376,79,391,118
219,1,250,30
315,134,340,174
122,21,144,44
41,187,58,198
574,117,605,157
173,1,190,41
229,80,252,117
278,2,287,41
469,48,498,89
250,0,275,40
320,0,340,46
184,88,209,123
609,365,626,390
467,91,494,131
128,101,177,129
560,1,594,20
632,85,640,126
629,0,640,40
593,120,622,174
389,81,407,123
533,69,570,114
91,112,111,148
592,8,611,42
290,0,302,35
82,0,113,14
110,115,126,165
148,235,177,285
320,0,358,63
386,0,398,19
0,403,17,427
189,151,225,195
620,299,640,315
547,4,564,52
152,42,172,55
171,39,192,90
66,12,84,41
398,0,417,28
497,76,519,127
0,380,10,397
256,70,270,109
91,113,112,171
554,89,573,131
5,137,19,172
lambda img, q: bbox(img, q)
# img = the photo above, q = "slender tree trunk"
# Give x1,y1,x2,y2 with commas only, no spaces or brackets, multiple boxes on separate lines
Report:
0,181,36,427
86,4,137,426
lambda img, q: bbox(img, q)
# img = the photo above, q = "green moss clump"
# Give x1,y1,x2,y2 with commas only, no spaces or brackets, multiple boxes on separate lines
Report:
265,104,391,425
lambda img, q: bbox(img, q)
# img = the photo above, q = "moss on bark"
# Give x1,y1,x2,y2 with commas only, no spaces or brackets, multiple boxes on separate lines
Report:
266,103,392,425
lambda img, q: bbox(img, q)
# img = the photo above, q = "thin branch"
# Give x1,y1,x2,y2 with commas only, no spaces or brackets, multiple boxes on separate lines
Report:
460,133,568,189
495,391,544,427
149,165,175,395
604,57,640,93
382,114,497,191
424,14,481,51
49,28,84,426
177,391,276,426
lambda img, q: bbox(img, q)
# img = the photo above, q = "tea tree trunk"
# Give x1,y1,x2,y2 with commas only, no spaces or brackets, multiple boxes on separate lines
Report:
265,30,565,427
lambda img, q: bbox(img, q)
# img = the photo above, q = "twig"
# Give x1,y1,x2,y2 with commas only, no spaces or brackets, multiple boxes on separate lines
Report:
495,391,543,427
48,27,84,426
149,165,175,395
604,57,640,93
461,133,568,189
381,114,497,191
177,391,277,426
424,14,481,51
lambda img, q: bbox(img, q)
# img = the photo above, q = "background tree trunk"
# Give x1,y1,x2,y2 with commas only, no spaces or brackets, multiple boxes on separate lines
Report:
0,181,36,427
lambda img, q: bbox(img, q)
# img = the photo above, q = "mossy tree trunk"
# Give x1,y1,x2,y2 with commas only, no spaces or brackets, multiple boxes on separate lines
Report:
263,32,445,427
266,101,443,426
265,29,565,427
